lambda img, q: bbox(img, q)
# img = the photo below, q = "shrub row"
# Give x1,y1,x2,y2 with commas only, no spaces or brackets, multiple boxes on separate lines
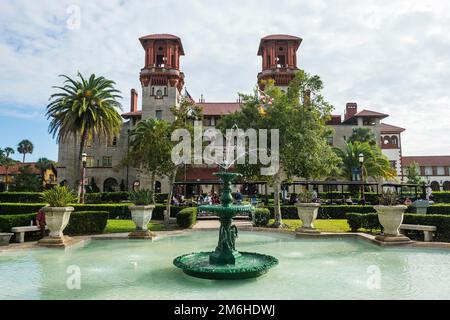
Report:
264,205,377,219
346,213,450,242
64,211,109,235
0,192,169,204
432,192,450,203
176,207,197,228
0,211,108,235
0,203,184,219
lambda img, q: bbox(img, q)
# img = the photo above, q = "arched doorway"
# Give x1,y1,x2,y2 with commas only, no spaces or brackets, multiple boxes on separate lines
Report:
443,181,450,191
430,181,440,192
155,181,162,193
103,178,118,192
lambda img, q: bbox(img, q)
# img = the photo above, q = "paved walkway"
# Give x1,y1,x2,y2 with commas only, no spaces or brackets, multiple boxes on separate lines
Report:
193,220,253,230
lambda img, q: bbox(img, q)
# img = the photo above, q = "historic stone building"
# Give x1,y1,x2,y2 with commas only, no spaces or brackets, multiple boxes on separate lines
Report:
56,33,405,193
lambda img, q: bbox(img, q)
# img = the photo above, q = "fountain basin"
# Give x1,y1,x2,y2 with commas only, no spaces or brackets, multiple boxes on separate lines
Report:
173,251,278,280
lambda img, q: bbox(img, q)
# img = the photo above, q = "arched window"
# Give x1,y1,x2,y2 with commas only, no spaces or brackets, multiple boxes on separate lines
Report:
430,181,440,191
383,136,391,145
155,181,162,193
391,136,398,147
103,178,118,192
443,181,450,191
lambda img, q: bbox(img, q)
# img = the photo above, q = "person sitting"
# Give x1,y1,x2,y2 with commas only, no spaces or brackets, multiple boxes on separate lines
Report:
36,207,47,239
345,196,353,205
234,189,243,204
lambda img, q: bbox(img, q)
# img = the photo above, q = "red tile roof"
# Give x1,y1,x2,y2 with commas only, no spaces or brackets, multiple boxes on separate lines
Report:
380,123,405,133
199,102,242,116
138,34,185,55
258,34,302,55
402,156,450,167
0,162,40,175
355,109,388,118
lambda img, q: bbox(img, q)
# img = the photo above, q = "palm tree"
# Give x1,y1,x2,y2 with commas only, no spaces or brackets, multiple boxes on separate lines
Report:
347,127,377,146
17,139,34,163
0,147,16,192
333,141,396,181
46,72,123,190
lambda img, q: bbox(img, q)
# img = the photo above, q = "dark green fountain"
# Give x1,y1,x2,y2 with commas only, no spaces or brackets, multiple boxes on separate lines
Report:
173,171,278,280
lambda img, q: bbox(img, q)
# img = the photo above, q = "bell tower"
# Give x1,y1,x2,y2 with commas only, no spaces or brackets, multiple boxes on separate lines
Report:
139,34,185,121
257,34,302,90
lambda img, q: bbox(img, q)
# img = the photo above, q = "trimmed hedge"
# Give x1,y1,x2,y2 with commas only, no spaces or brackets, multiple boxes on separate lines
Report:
265,205,376,219
252,208,270,227
0,213,36,232
432,192,450,203
0,203,185,219
0,192,169,204
64,211,108,235
176,207,197,228
0,211,108,235
0,192,43,203
346,213,450,242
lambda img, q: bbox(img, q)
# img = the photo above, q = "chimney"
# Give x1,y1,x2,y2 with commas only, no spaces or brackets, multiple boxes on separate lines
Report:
130,89,138,112
344,102,357,121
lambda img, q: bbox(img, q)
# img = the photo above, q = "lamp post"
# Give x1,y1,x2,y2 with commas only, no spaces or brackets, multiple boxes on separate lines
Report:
359,153,365,204
81,152,87,204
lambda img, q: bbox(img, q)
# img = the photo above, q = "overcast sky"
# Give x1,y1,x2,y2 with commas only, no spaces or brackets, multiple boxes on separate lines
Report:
0,0,449,162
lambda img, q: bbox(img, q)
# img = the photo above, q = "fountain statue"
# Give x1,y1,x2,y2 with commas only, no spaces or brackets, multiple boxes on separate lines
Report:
173,169,278,280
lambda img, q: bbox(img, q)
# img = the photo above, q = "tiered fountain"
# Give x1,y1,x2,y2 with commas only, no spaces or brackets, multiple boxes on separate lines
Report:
173,170,278,280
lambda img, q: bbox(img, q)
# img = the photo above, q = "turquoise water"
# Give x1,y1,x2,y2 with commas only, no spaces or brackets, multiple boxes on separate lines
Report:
1,231,450,300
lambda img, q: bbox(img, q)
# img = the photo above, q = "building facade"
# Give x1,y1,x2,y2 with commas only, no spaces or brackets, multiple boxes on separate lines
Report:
402,156,450,191
56,33,408,193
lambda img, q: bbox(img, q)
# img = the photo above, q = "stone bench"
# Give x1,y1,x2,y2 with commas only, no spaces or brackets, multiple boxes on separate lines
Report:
11,226,47,243
400,224,437,242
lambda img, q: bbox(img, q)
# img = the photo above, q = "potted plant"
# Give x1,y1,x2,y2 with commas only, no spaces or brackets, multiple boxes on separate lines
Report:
295,190,321,235
374,190,410,242
38,186,75,247
129,189,156,239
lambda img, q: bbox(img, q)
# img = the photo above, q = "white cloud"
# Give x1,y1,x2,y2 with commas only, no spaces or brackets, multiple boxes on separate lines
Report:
0,0,449,156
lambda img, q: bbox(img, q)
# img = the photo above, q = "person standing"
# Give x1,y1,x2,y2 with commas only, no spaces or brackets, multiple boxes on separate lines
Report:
36,207,47,239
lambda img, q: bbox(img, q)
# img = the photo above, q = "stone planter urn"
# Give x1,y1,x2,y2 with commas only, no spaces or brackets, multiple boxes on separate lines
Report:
0,233,13,246
129,205,156,239
374,205,411,243
38,206,74,247
295,203,321,235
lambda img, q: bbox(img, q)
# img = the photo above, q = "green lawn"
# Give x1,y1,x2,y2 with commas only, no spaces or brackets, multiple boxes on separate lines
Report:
104,219,177,233
269,219,351,232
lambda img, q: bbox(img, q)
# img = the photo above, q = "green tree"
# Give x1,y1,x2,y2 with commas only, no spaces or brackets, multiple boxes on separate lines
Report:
46,72,123,193
219,71,341,227
17,139,34,163
405,161,422,184
0,147,17,192
333,141,396,182
13,165,42,192
121,118,173,204
347,127,377,146
163,98,202,225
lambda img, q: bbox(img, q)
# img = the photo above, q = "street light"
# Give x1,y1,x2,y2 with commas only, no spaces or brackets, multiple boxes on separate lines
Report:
81,152,87,204
359,153,365,204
